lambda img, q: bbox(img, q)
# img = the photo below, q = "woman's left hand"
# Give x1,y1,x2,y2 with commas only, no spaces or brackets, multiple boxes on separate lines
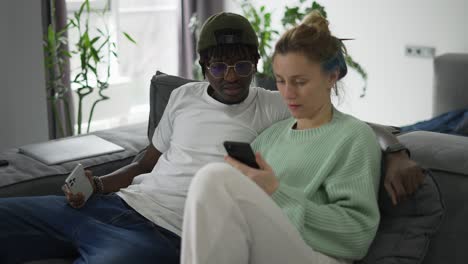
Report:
225,153,279,195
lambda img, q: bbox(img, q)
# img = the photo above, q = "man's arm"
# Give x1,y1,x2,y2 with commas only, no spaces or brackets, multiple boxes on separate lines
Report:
366,122,401,150
367,122,426,205
63,143,162,208
98,143,162,193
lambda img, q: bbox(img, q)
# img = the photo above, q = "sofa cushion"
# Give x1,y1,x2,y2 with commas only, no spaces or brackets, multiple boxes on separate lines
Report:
0,123,147,197
398,130,468,175
420,169,468,264
148,71,197,141
356,131,449,263
357,169,444,264
398,130,468,264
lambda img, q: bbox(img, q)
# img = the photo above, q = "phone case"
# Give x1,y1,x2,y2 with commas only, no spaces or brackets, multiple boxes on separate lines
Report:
65,163,93,202
223,141,260,169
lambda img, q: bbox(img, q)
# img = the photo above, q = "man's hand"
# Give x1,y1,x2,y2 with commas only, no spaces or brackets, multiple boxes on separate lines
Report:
62,170,95,209
225,153,279,195
384,150,425,205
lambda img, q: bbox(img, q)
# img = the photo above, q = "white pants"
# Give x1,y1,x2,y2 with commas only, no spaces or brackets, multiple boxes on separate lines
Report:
181,163,351,264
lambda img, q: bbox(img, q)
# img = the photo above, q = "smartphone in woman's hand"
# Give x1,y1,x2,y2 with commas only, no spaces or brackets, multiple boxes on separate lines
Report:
223,141,260,169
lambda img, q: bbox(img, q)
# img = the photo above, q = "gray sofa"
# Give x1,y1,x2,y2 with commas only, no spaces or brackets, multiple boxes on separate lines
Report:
0,53,467,263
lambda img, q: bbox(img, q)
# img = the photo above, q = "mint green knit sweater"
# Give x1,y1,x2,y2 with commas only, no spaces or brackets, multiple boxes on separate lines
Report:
252,108,381,260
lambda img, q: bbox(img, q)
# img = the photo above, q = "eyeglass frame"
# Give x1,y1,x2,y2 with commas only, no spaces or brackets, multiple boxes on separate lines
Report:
206,60,256,79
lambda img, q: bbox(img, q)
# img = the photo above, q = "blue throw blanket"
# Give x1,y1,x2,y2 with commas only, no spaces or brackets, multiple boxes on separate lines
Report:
400,109,468,136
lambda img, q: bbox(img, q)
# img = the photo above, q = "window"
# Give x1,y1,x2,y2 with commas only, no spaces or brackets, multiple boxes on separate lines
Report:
66,0,179,132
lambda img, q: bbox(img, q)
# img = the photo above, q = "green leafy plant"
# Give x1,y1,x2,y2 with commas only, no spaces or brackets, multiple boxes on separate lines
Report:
44,0,136,135
239,0,278,78
239,0,368,97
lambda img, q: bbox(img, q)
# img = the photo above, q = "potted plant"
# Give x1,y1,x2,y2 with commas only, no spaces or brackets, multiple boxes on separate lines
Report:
239,0,368,96
44,0,136,135
239,1,278,90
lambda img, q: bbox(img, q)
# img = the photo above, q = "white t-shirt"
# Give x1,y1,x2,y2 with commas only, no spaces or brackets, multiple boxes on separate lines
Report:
117,82,290,236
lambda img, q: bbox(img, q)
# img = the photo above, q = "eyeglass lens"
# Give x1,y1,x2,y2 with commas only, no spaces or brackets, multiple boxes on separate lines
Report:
209,61,253,78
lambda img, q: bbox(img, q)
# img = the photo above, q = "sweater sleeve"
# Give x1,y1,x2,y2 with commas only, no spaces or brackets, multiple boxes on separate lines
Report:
271,130,382,260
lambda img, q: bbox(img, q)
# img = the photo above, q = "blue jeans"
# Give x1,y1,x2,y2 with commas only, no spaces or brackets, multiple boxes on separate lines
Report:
0,194,180,264
400,108,468,136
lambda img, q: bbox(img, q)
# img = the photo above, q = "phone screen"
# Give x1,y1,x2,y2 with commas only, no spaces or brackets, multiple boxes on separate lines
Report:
223,141,260,169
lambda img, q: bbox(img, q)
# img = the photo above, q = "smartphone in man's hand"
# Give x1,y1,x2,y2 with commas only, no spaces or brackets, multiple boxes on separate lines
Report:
223,141,260,169
65,163,93,202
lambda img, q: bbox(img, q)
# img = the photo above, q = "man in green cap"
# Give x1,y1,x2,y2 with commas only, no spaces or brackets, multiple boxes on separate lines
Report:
196,12,262,104
0,12,423,263
0,12,289,264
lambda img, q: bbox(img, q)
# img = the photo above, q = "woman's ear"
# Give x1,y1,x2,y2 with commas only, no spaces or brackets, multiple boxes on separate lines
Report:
327,69,340,88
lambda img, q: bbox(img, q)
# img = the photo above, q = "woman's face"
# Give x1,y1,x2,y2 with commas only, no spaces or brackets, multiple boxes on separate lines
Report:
273,52,338,120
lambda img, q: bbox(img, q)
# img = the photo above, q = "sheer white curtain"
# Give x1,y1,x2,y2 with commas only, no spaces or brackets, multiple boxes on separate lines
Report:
65,0,181,132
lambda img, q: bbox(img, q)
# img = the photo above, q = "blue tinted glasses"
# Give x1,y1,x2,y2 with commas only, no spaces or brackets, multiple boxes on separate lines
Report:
207,61,255,78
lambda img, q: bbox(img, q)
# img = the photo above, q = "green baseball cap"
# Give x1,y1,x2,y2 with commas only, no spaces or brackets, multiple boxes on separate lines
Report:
197,12,259,52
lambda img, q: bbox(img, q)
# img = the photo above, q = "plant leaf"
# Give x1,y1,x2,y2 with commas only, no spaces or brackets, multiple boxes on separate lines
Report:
282,6,300,26
88,64,97,75
77,1,85,19
123,32,136,44
90,47,100,62
90,36,100,45
69,18,77,27
311,2,327,18
85,0,90,13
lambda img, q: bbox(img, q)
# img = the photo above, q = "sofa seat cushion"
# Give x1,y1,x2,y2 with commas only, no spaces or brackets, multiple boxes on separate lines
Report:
0,123,147,197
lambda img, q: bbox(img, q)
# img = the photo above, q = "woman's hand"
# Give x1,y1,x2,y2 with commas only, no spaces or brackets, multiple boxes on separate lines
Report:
62,170,95,208
225,153,279,195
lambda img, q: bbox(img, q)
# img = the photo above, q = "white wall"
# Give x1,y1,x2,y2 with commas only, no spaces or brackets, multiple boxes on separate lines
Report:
0,1,49,151
225,0,468,126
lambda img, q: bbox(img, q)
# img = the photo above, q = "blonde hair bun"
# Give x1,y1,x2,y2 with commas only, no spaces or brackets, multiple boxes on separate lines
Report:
301,10,331,36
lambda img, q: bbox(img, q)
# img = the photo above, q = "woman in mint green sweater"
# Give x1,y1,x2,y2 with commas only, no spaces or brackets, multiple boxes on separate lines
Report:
181,11,381,264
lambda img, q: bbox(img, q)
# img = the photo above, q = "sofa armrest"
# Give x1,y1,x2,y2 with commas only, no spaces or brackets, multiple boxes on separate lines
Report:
398,130,468,176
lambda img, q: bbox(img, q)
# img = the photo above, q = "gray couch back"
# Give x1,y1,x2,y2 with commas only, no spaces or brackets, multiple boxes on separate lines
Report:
433,53,468,117
148,71,196,141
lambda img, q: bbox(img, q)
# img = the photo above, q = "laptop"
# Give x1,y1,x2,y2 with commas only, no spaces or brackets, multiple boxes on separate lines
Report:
19,135,125,165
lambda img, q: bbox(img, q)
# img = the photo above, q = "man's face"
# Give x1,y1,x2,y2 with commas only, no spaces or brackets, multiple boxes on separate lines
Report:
205,55,255,105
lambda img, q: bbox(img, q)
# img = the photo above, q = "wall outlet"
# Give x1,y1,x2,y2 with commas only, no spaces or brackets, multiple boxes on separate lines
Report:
405,45,436,58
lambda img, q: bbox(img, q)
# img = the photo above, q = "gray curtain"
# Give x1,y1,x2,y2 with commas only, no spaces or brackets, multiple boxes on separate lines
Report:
178,0,224,79
42,0,75,139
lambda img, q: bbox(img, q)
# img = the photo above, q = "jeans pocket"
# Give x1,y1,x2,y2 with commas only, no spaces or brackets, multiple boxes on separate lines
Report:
109,210,148,229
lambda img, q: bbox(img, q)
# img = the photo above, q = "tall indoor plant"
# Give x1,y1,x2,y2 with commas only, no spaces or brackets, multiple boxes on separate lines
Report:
44,0,73,137
44,0,136,135
239,0,368,97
